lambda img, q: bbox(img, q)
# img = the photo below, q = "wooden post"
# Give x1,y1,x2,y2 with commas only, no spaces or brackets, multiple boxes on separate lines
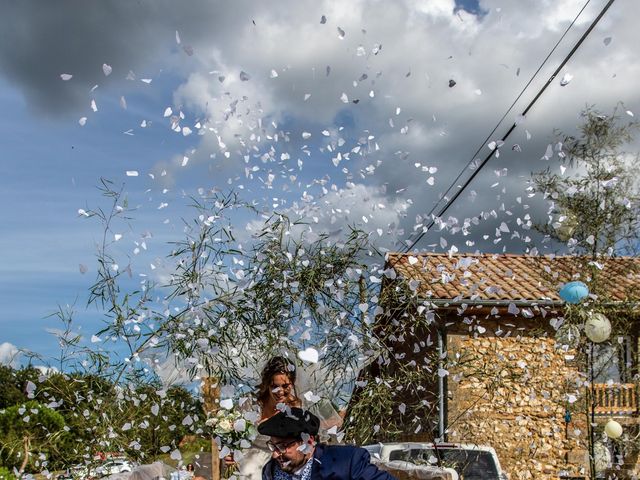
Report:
202,377,221,480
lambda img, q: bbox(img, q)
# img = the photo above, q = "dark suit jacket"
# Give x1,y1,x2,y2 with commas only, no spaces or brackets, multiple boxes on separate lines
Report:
262,444,397,480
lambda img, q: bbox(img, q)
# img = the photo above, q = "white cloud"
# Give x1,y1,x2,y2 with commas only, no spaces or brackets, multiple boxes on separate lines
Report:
3,0,639,255
0,342,20,367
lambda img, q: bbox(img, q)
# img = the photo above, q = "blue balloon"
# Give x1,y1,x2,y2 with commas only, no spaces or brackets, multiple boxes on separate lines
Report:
559,281,589,304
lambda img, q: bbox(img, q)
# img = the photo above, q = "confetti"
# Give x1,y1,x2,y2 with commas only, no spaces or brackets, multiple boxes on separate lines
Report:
559,73,573,86
298,347,319,364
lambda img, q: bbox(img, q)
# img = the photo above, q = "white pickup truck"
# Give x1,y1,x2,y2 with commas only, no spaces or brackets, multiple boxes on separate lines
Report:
364,442,508,480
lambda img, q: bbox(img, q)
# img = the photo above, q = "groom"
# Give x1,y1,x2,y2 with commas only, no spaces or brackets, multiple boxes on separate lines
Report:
258,407,397,480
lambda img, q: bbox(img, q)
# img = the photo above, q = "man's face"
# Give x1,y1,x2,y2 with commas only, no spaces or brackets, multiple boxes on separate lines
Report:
268,436,314,473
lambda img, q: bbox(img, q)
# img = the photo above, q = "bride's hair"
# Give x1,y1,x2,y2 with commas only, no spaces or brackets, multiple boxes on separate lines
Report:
256,356,302,409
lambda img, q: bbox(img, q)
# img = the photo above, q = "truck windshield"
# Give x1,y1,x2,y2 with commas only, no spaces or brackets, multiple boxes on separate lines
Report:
388,448,499,480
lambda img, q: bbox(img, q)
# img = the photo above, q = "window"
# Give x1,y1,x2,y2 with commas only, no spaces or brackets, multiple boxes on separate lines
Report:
388,448,499,480
592,336,633,383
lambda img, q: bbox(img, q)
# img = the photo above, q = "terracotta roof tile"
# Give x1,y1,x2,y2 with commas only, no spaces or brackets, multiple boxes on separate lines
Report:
386,253,640,303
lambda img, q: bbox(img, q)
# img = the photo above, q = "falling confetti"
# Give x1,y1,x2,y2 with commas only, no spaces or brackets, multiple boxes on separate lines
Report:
559,73,573,86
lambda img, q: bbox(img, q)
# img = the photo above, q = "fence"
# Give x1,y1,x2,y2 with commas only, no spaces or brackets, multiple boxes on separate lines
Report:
593,383,638,415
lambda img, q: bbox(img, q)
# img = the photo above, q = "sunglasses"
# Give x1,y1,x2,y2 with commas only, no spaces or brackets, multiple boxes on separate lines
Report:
266,439,300,454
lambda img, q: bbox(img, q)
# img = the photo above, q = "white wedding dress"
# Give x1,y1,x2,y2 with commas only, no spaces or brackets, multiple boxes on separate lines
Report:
236,434,272,480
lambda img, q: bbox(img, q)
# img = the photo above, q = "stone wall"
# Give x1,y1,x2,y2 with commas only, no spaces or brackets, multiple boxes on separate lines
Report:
446,334,589,479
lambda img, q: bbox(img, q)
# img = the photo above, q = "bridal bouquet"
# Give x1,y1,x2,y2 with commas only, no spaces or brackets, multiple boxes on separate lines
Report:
206,405,258,454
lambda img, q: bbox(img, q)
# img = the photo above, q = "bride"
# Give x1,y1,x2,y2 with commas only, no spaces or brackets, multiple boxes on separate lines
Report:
236,356,302,480
236,355,343,480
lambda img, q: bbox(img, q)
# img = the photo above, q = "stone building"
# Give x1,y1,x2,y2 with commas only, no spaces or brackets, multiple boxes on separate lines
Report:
353,253,640,479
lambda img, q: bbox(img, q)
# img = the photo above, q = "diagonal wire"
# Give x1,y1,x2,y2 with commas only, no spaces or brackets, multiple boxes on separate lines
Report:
402,0,615,253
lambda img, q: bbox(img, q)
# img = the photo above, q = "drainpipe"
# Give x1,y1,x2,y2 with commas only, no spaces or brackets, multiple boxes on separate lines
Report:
437,327,446,441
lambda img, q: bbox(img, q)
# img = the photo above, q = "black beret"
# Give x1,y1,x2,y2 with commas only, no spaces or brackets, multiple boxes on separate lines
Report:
258,408,320,438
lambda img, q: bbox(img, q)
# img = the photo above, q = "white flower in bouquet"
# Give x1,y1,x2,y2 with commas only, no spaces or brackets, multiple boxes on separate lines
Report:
217,418,234,433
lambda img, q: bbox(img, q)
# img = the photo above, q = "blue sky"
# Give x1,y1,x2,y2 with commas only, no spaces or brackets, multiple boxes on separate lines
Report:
1,0,638,367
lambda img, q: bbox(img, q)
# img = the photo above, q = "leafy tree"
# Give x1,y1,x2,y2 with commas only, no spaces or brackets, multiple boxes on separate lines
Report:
0,401,68,473
0,366,26,409
531,106,640,257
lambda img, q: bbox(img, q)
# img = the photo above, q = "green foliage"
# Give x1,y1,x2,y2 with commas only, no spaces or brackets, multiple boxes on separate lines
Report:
0,466,17,480
531,106,640,256
0,400,68,472
0,364,206,472
0,366,26,409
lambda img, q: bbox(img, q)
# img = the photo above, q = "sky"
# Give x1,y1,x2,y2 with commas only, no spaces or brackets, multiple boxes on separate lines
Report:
0,0,639,365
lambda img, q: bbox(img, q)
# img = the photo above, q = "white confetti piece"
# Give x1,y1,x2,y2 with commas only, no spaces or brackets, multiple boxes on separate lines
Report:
60,73,73,81
79,117,87,126
141,78,152,84
102,63,112,76
340,93,349,103
181,156,189,167
302,132,311,139
126,171,139,177
90,100,97,112
303,391,321,403
163,107,172,117
91,335,102,343
220,398,234,410
559,73,573,86
298,347,319,364
119,96,127,110
26,381,36,398
170,449,182,461
270,69,278,78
